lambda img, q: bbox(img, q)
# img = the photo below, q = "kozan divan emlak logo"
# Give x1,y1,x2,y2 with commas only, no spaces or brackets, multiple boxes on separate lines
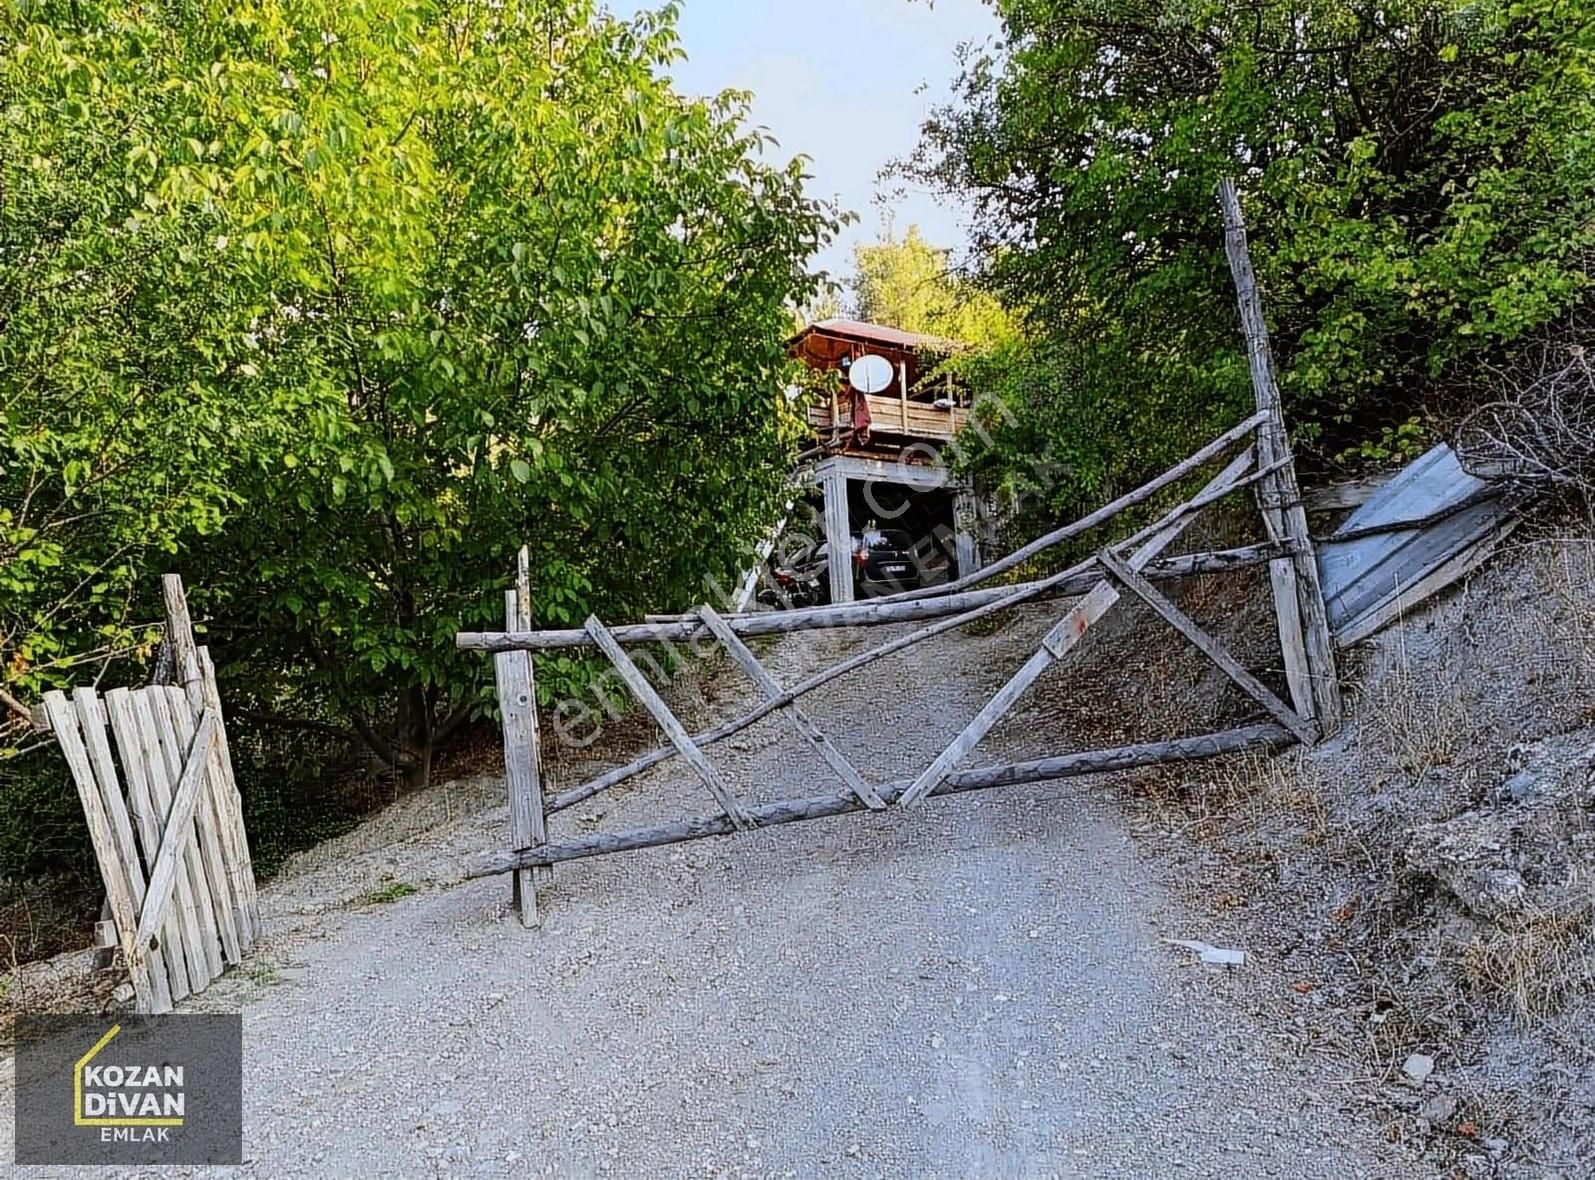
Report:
75,1024,186,1135
14,1013,242,1165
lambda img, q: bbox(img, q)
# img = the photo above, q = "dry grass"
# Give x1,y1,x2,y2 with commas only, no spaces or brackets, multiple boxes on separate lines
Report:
1460,899,1595,1027
1360,635,1469,777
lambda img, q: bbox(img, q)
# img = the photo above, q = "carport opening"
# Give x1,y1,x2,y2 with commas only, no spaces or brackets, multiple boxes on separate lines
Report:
848,482,960,582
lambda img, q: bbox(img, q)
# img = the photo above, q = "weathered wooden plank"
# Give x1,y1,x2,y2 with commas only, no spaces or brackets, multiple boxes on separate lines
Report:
197,647,260,943
584,616,755,830
474,725,1290,875
72,692,143,910
161,574,204,700
150,688,229,972
1220,177,1341,732
141,690,225,985
459,533,1289,655
163,693,243,965
512,553,554,890
134,706,221,959
164,576,257,954
173,661,249,951
900,450,1257,806
71,690,174,1013
41,693,159,1013
105,689,193,1003
634,543,1286,628
497,588,544,929
881,410,1268,603
698,605,886,810
1096,548,1316,745
129,690,213,994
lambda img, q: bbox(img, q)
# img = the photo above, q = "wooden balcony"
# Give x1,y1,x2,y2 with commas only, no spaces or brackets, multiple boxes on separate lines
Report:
806,392,970,445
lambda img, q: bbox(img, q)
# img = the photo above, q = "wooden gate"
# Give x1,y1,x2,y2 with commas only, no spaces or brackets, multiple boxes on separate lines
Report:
455,182,1343,927
39,576,259,1013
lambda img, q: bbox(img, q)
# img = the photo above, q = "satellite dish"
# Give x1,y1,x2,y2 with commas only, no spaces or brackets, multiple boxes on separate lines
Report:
847,353,895,395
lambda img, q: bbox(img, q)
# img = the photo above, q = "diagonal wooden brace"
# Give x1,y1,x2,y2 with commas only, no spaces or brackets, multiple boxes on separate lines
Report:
134,708,220,956
584,616,756,831
899,450,1258,807
698,606,887,810
1095,548,1317,745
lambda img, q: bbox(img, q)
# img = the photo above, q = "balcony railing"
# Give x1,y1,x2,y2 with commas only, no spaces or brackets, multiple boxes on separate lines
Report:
806,392,970,445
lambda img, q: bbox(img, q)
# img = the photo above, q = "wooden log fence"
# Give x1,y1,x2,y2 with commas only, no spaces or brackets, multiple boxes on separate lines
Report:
468,725,1291,877
460,181,1338,923
38,576,260,1012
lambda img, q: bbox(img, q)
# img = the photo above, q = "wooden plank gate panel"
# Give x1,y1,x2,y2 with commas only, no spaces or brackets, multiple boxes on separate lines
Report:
41,577,260,1013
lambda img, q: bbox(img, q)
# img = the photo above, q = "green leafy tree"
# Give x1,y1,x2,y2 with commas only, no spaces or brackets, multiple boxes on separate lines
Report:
905,0,1595,511
850,224,1013,346
1,5,318,722
2,0,836,787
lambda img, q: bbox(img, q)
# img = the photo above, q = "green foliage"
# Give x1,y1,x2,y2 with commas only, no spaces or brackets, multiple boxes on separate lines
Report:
2,0,835,785
850,224,1014,346
908,0,1595,506
1,6,313,705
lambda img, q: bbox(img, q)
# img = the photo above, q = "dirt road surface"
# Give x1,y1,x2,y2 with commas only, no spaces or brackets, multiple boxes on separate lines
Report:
3,605,1415,1177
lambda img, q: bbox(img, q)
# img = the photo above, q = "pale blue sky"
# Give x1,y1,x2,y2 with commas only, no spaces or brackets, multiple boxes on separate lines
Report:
609,0,997,285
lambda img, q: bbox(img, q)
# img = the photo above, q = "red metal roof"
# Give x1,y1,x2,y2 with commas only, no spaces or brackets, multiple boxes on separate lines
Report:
790,319,962,352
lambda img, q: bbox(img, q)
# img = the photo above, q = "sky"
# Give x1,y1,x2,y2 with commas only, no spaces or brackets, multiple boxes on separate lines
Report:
609,0,998,286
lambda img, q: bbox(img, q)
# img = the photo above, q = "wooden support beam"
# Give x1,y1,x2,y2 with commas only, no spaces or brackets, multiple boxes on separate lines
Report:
470,725,1291,876
134,709,220,958
497,587,545,928
105,688,192,1002
698,606,886,810
822,466,854,605
162,575,258,951
584,616,755,830
899,362,910,433
603,543,1286,631
953,486,981,579
161,574,203,699
899,450,1256,807
514,548,554,889
1096,548,1316,745
1219,178,1341,733
128,689,212,995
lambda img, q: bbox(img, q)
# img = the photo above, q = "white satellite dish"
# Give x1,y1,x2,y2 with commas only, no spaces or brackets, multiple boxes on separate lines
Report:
847,353,895,395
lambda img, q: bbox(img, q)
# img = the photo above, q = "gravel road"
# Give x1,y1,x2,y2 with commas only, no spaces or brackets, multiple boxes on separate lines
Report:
4,603,1417,1177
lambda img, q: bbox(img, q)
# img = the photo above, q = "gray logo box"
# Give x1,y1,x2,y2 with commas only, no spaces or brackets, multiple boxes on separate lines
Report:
14,1014,242,1165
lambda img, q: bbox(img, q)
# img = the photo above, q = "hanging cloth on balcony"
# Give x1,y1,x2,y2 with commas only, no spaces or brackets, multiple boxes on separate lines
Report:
850,389,873,446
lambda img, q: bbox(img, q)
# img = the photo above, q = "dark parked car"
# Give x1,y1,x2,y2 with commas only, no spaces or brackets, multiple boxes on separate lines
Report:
759,527,950,607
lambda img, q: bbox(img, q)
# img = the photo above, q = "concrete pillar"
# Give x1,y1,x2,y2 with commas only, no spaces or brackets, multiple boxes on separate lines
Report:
954,485,982,579
821,467,854,604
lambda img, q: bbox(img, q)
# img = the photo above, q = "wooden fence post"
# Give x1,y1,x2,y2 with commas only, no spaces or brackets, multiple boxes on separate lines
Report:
1218,178,1342,734
496,547,547,927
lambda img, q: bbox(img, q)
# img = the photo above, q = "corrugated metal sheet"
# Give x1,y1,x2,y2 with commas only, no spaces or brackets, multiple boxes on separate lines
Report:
1316,443,1524,646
